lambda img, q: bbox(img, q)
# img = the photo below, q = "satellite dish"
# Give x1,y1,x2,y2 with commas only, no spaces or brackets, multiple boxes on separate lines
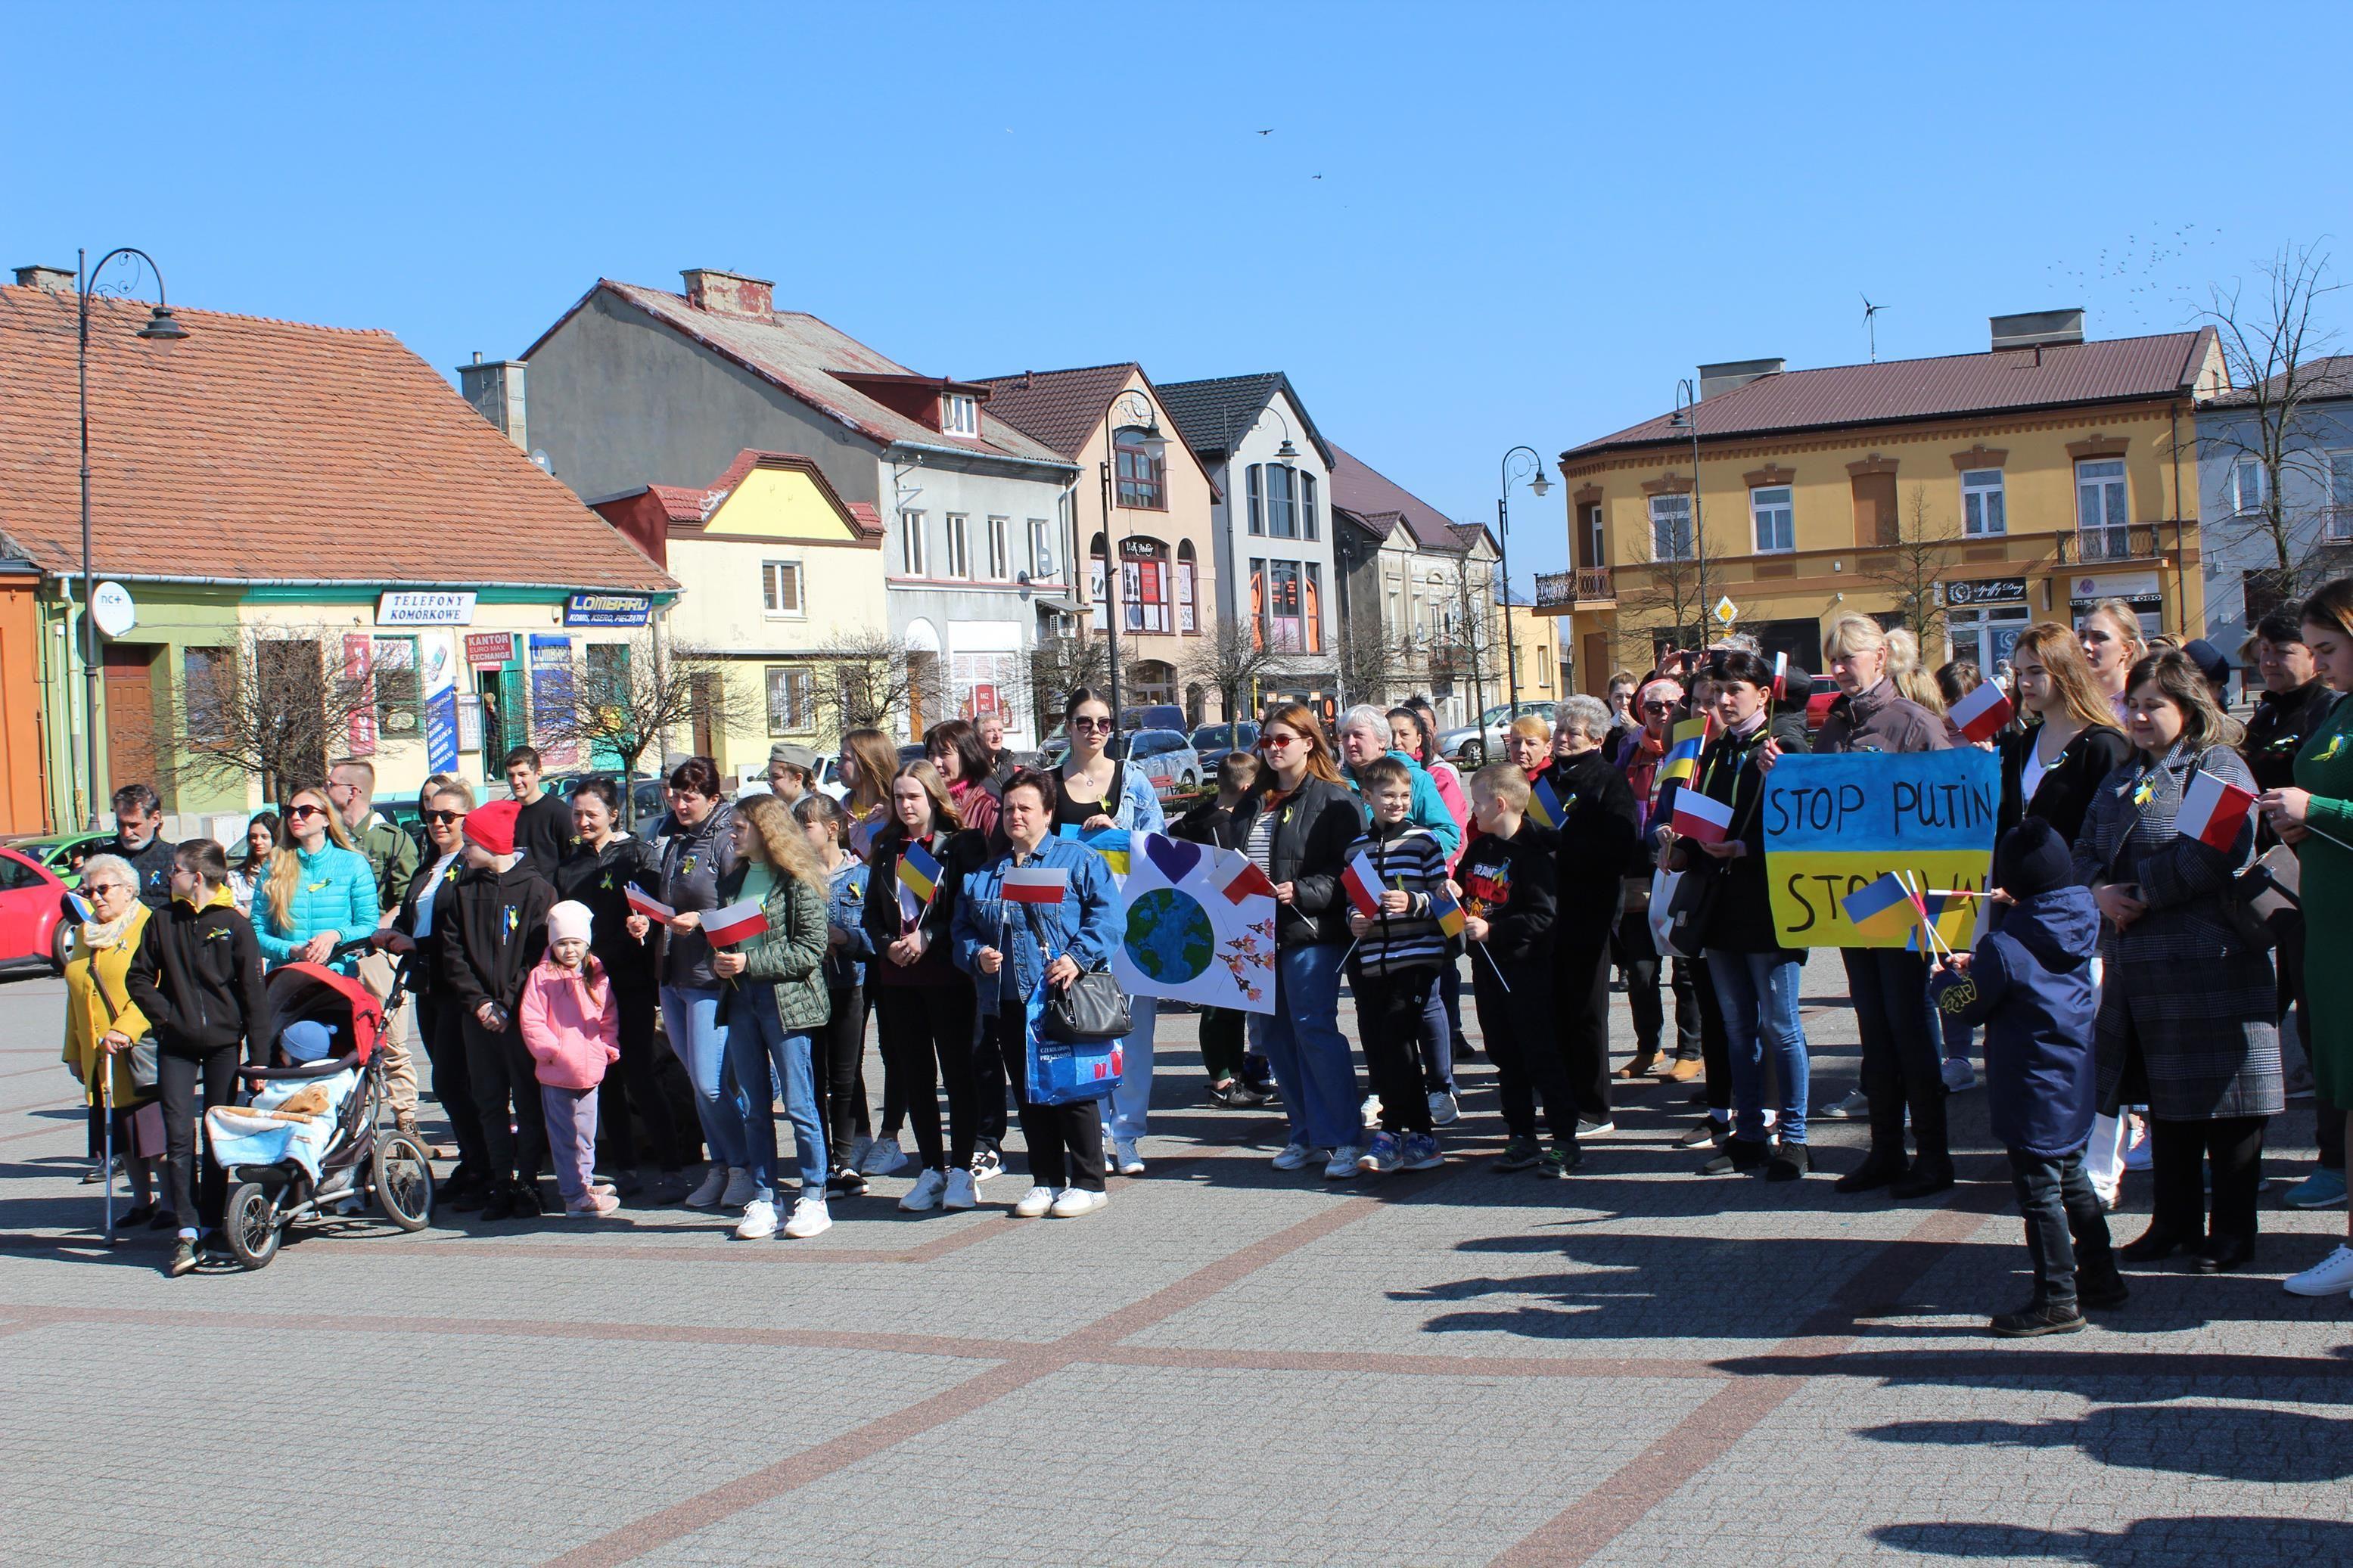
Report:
91,581,137,638
531,449,554,474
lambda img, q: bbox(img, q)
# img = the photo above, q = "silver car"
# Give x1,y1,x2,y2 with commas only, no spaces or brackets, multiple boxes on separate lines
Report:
1436,700,1559,768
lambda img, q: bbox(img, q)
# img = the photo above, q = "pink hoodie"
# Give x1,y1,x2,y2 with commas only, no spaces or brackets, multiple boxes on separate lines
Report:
518,958,620,1089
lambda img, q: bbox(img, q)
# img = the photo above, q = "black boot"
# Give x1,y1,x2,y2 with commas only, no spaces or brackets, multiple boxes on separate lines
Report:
2119,1224,2191,1264
1990,1299,2084,1337
1889,1159,1957,1200
1766,1141,1814,1181
2075,1262,2130,1309
2189,1234,2256,1274
1700,1138,1770,1176
1835,1152,1909,1194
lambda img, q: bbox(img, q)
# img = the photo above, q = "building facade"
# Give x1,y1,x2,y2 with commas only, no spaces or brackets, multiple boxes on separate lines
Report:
2194,355,2353,659
518,269,1075,746
1543,313,2224,690
1329,442,1504,728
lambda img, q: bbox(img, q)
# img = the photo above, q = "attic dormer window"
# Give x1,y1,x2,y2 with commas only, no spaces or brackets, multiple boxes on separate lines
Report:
943,393,979,436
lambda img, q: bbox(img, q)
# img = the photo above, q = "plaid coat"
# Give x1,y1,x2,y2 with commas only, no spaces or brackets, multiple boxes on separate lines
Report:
2069,741,2280,1121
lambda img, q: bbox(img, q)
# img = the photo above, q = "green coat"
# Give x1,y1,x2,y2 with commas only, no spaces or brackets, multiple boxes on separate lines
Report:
2295,698,2353,1107
738,874,831,1032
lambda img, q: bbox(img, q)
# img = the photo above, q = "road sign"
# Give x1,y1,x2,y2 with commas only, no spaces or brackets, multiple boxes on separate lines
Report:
1713,595,1739,627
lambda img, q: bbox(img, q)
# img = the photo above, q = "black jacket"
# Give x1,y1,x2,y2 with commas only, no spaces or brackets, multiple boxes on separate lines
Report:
392,848,465,1002
1455,819,1557,975
514,791,575,878
438,860,555,1017
110,832,179,911
554,834,663,992
1998,722,2133,846
1227,775,1364,948
2244,680,2341,812
1665,718,1783,954
1543,750,1640,957
858,827,983,988
125,893,272,1060
1171,796,1241,852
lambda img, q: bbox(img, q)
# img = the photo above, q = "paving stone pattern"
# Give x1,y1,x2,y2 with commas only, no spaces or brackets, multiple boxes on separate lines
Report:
2,954,2348,1566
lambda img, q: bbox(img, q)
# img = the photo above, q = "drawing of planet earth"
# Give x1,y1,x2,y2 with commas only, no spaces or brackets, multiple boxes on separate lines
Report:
1125,887,1214,985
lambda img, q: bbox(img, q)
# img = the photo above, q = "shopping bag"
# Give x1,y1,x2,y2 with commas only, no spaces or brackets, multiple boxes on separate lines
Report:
1648,867,1689,958
1023,983,1122,1107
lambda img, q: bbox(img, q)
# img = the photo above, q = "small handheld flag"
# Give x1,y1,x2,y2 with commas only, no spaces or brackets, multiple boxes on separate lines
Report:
1841,871,1914,937
1949,680,2015,744
1528,775,1565,829
1207,852,1278,905
1058,824,1132,877
1771,650,1789,700
1668,787,1735,845
1430,884,1466,939
701,898,769,949
623,885,676,923
2175,769,2256,852
1002,865,1069,905
1658,715,1713,786
897,840,943,904
1340,850,1384,919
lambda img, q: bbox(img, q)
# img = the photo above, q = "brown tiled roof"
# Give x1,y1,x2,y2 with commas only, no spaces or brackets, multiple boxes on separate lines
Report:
1566,328,2221,458
533,281,1072,472
1157,371,1339,468
971,363,1139,456
0,283,673,589
1328,442,1467,553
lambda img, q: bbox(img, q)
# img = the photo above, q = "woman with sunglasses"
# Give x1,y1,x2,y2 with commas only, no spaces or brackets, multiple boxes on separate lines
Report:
253,784,379,973
378,781,493,1207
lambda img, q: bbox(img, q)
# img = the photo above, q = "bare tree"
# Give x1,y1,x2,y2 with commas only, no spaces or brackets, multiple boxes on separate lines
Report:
1183,612,1283,725
168,627,381,803
533,632,757,824
1431,556,1506,724
1861,485,1964,653
1021,628,1109,735
2197,242,2351,604
1615,511,1713,665
803,626,929,741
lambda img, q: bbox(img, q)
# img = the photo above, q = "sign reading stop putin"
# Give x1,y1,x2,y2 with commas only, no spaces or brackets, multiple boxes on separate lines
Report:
1762,749,1997,947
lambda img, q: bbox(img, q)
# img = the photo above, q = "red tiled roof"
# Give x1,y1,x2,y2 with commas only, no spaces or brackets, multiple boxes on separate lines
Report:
1566,329,2221,458
0,283,673,590
1328,442,1468,553
534,281,1072,472
647,484,710,523
971,363,1142,456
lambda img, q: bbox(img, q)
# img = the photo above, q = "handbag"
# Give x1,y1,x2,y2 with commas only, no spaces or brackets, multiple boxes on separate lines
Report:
88,960,159,1092
1017,889,1133,1043
2222,843,2300,953
1657,860,1721,960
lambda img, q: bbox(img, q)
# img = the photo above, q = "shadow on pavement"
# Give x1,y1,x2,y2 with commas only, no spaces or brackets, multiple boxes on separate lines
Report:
1874,1516,2353,1564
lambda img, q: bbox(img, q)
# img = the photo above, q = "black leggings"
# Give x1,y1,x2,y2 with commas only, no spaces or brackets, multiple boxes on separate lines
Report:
462,1017,548,1185
816,985,872,1159
872,984,977,1171
414,990,488,1181
598,981,686,1172
2150,1114,2267,1242
157,1048,240,1231
1556,942,1614,1124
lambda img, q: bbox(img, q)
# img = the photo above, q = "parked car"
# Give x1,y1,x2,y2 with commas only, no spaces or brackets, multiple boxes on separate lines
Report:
0,844,69,978
1119,703,1186,734
1437,700,1559,768
1805,675,1839,734
2,831,114,891
1126,728,1202,800
554,772,670,828
1190,721,1258,774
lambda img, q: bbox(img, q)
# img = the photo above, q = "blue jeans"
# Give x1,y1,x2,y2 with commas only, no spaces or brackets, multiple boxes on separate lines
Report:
1251,943,1358,1149
1416,968,1454,1093
1108,995,1158,1144
726,985,825,1196
661,984,745,1170
1703,949,1808,1146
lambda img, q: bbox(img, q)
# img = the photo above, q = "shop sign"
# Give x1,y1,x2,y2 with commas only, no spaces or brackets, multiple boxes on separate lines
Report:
2069,571,2162,613
563,591,652,627
378,590,477,626
465,632,517,669
1944,577,2026,607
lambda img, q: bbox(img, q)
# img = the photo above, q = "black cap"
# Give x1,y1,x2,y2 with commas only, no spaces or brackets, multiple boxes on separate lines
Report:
1995,818,2072,902
2182,638,2232,686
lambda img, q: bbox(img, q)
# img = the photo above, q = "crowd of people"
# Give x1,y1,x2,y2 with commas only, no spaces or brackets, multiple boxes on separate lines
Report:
52,579,2353,1335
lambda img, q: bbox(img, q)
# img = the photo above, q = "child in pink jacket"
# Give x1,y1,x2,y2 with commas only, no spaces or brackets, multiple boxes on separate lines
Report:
520,900,621,1218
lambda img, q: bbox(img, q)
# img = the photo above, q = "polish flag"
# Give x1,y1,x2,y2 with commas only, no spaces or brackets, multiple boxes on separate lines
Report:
1208,852,1278,905
701,898,769,948
1948,680,2015,744
1771,650,1789,700
1340,850,1384,920
1669,788,1736,845
2175,770,2256,852
624,885,675,923
1002,866,1069,905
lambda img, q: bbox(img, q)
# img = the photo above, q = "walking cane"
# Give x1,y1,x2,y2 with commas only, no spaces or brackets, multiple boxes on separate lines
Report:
99,1045,116,1247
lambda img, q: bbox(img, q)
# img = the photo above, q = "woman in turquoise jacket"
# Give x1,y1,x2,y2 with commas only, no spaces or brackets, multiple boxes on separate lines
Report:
253,784,381,970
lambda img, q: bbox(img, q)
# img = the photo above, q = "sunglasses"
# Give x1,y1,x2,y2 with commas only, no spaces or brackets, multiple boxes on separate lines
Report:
424,809,465,826
1258,733,1304,750
1641,701,1674,714
1070,716,1114,731
287,804,327,821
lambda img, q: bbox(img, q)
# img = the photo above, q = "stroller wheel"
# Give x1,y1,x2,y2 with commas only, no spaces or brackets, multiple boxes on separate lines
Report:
374,1132,434,1231
225,1182,281,1270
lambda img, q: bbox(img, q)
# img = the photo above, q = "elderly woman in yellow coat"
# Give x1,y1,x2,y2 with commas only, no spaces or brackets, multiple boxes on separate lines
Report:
61,852,163,1225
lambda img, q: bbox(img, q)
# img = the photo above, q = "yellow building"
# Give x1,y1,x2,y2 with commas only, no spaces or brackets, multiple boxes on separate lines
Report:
592,450,887,778
1503,602,1561,701
1542,313,2225,687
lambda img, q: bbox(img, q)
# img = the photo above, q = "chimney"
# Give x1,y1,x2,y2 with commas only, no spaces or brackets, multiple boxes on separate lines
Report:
13,264,75,293
680,268,775,318
457,352,528,452
1990,309,2084,352
1696,358,1785,399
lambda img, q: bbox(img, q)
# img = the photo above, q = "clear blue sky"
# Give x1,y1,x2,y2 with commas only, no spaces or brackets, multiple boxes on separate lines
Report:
9,0,2347,590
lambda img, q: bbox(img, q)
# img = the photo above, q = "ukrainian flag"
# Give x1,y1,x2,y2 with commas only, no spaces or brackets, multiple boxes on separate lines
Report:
1431,884,1466,939
1058,824,1131,877
1840,871,1915,941
1658,716,1711,787
897,840,942,904
1528,776,1564,829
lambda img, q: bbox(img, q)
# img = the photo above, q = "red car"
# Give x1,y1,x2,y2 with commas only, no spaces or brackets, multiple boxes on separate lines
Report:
0,843,68,978
1805,675,1840,734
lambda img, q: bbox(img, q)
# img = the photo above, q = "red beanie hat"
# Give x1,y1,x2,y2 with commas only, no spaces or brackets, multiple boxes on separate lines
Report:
465,798,521,856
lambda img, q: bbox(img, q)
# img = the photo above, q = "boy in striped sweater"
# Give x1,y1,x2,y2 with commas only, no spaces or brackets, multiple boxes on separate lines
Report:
1344,756,1451,1175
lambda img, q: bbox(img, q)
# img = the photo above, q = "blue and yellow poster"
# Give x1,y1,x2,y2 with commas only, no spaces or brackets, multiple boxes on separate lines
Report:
1763,749,1999,948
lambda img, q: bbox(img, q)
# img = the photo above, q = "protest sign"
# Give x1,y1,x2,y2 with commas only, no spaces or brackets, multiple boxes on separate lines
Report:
1763,749,1998,948
1097,832,1279,1014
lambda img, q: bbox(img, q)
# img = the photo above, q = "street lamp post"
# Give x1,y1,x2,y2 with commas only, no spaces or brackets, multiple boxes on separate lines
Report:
1096,387,1164,753
1496,445,1553,713
76,247,187,828
1668,378,1708,652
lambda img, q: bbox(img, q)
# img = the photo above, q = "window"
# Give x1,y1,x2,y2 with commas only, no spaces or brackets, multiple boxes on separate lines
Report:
900,511,926,576
1027,517,1053,579
765,666,814,734
1750,485,1794,552
1304,562,1323,652
1961,468,2006,536
1246,464,1264,535
2329,450,2353,541
944,514,970,579
941,393,978,436
1265,463,1298,538
1582,503,1605,567
1176,541,1198,632
761,560,804,616
370,636,421,737
1114,430,1166,509
2231,458,2266,514
1301,471,1319,540
986,516,1009,580
2075,459,2129,559
184,645,234,734
1122,540,1171,633
1649,493,1693,560
1265,560,1304,650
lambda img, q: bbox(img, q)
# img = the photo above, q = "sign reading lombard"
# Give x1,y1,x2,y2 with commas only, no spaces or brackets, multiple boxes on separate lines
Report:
564,591,652,627
378,590,477,626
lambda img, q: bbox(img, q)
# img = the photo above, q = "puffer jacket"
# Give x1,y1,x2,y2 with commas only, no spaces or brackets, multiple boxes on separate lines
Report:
1228,774,1363,949
125,883,272,1061
723,865,831,1032
253,842,381,968
1931,885,2101,1157
656,801,739,990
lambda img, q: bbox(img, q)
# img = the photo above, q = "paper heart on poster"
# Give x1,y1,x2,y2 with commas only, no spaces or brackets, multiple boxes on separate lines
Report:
1143,834,1200,883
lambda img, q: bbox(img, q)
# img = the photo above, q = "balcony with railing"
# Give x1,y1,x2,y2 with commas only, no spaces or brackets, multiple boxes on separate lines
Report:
2053,523,2174,565
1534,566,1615,609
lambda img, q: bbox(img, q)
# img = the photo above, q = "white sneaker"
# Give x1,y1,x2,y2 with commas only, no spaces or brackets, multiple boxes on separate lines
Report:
1428,1089,1459,1126
1012,1184,1056,1218
2283,1243,2353,1297
1113,1138,1145,1177
860,1136,908,1177
1577,1118,1615,1138
1360,1094,1384,1129
682,1166,729,1209
899,1168,948,1212
734,1199,778,1240
943,1168,978,1210
782,1195,831,1238
1323,1144,1361,1180
1820,1090,1870,1120
720,1167,759,1207
846,1135,875,1171
1941,1058,1979,1093
1270,1142,1316,1171
1049,1186,1106,1219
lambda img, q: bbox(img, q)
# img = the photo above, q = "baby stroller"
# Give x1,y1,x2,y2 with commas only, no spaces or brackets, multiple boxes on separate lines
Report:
207,940,434,1268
